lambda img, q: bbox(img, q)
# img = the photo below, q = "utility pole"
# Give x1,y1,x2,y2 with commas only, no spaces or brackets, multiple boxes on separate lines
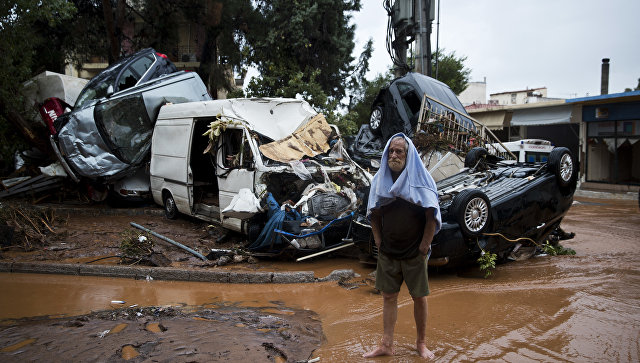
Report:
387,0,435,77
413,0,434,76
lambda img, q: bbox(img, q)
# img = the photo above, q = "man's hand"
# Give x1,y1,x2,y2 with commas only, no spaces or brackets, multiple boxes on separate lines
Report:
419,208,437,258
370,209,383,249
419,243,431,257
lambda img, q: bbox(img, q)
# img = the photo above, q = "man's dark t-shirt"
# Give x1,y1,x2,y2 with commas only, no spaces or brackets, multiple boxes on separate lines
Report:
379,198,426,259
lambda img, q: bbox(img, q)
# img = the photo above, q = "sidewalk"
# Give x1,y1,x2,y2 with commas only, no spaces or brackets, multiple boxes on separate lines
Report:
575,188,638,201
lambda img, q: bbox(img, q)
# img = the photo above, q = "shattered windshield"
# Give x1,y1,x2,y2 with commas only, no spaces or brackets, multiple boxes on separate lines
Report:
94,93,153,164
73,55,132,109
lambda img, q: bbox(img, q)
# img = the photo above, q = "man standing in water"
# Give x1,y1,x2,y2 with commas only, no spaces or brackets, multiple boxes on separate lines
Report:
363,133,441,359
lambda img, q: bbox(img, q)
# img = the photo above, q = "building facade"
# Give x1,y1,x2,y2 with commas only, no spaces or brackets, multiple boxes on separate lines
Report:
468,90,640,191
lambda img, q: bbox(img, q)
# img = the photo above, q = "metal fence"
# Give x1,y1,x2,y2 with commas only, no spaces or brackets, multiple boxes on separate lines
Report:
416,93,517,161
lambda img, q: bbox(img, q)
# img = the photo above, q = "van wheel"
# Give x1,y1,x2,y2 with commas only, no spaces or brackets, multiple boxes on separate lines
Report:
164,193,178,219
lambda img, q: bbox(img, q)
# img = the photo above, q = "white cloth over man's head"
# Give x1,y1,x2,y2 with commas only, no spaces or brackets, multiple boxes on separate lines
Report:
366,133,442,234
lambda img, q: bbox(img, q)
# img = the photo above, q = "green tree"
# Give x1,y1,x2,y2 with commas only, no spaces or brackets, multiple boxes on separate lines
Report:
96,0,261,97
432,49,471,95
244,0,371,118
624,78,640,92
63,1,260,97
0,0,76,173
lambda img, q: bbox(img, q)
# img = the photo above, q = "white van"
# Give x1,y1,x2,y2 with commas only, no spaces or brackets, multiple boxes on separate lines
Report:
490,139,554,163
150,98,370,245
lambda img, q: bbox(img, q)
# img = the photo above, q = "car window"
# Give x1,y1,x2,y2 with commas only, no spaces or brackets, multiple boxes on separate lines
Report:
525,152,549,163
94,93,153,164
221,129,253,169
74,54,137,109
397,82,422,117
131,54,154,75
117,55,154,91
74,72,117,109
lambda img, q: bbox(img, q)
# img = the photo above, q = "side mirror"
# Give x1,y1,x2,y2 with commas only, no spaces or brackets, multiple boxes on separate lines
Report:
106,85,114,97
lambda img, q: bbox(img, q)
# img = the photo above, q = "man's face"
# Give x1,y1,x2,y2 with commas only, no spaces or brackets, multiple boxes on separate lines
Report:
387,138,407,173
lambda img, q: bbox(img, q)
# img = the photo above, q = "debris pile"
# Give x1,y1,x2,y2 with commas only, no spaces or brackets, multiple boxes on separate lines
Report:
0,202,60,250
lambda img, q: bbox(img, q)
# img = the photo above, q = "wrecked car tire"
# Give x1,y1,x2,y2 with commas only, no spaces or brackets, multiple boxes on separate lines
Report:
548,147,576,188
464,147,489,168
163,193,178,219
369,105,383,135
450,189,491,237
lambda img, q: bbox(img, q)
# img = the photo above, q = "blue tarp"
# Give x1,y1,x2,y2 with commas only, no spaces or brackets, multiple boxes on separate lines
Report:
247,193,301,251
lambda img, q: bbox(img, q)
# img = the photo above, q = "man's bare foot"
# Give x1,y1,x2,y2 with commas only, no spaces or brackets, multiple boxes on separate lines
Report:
416,342,435,359
363,344,394,358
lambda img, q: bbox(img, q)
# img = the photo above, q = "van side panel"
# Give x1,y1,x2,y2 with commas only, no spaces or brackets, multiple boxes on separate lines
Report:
150,120,193,212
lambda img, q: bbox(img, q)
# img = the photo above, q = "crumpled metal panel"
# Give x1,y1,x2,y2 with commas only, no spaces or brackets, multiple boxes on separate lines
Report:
57,107,129,178
157,98,316,141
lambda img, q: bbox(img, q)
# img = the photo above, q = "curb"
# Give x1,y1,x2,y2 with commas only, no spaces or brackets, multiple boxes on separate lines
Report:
30,204,166,217
0,261,348,284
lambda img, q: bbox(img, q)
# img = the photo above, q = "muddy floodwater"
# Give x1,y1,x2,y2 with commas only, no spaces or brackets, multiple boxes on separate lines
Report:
1,197,639,362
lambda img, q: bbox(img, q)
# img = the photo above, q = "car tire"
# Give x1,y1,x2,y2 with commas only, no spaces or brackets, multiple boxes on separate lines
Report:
369,105,383,136
450,189,491,237
548,147,576,187
163,192,178,220
464,147,488,168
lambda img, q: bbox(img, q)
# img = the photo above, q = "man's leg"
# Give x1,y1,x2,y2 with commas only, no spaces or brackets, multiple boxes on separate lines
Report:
413,295,434,359
363,291,398,357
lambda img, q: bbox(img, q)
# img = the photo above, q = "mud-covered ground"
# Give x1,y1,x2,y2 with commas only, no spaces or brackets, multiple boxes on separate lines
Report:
0,202,262,269
0,304,322,362
1,195,639,361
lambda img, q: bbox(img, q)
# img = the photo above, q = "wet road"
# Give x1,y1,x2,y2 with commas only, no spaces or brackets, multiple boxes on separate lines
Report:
1,197,639,362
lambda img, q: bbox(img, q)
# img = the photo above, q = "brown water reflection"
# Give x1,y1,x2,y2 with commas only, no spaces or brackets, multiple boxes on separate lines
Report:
1,198,639,361
2,254,638,362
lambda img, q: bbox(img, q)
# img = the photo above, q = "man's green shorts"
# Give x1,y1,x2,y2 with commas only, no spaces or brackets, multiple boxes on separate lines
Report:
375,251,430,297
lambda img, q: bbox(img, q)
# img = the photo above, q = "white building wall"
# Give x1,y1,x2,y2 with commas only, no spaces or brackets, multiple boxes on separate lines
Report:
458,81,486,106
490,88,548,105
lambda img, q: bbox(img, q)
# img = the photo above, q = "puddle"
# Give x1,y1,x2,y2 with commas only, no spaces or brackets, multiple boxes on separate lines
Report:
121,345,139,360
145,322,163,333
0,338,36,352
108,323,128,334
261,308,295,315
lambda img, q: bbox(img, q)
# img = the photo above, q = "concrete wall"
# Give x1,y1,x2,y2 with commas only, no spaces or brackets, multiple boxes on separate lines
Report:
458,81,486,106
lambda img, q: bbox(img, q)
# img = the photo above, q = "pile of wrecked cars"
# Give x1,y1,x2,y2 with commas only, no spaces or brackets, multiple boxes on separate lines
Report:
11,49,577,267
347,72,577,268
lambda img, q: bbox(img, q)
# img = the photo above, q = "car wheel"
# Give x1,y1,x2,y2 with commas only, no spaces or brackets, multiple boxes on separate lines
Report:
464,147,488,168
369,105,383,135
548,147,576,187
451,189,491,237
164,192,178,219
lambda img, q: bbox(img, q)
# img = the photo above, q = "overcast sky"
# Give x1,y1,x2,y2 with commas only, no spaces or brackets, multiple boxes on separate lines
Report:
352,0,640,99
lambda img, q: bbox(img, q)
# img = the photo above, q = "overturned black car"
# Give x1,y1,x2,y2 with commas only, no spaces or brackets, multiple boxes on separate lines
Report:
349,145,577,268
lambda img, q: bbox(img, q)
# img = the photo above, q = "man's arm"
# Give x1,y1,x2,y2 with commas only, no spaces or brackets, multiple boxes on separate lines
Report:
370,209,383,249
419,208,437,257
